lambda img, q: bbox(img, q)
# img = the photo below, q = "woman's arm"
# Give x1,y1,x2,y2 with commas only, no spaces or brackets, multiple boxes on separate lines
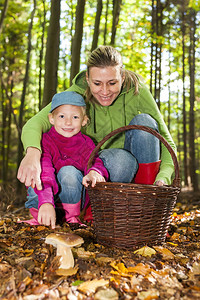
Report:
21,103,52,151
17,147,42,189
17,103,52,189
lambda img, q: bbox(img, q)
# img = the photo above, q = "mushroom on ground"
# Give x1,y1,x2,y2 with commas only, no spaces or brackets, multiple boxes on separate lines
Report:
45,232,84,269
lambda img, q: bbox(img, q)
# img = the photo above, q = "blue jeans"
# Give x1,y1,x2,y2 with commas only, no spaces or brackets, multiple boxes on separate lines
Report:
25,114,160,208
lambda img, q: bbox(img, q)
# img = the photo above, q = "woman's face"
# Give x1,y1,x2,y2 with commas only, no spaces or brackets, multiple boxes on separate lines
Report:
86,66,124,106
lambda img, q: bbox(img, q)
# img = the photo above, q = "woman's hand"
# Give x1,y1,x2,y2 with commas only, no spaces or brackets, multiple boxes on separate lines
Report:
17,147,42,190
38,203,56,229
82,170,106,188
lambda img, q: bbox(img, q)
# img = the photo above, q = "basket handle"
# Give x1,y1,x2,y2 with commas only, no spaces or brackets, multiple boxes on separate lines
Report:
87,125,180,187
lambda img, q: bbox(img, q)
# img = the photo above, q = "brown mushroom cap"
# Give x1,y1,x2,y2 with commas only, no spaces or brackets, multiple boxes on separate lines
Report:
45,232,84,248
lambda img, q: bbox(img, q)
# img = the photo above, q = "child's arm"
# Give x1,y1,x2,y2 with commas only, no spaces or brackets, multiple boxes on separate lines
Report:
38,203,56,229
82,170,106,188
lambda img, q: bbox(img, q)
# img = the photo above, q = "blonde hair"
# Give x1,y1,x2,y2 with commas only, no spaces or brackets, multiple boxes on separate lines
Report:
85,45,140,104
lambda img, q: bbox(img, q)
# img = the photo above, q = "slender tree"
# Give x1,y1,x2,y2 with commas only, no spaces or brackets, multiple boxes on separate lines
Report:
0,0,9,35
103,0,109,44
150,0,163,108
181,4,189,187
110,0,122,46
38,0,47,110
17,0,37,172
70,0,86,85
188,8,198,191
42,0,61,108
91,0,103,51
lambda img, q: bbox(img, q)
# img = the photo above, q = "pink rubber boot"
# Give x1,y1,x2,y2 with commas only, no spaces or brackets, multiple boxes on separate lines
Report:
134,160,161,185
58,200,85,225
18,207,40,225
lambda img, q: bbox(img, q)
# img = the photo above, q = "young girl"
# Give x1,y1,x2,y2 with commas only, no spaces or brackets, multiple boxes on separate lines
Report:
24,91,108,228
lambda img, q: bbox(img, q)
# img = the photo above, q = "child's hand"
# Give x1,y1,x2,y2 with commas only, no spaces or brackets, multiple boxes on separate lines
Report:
38,203,56,229
82,170,106,188
155,180,166,186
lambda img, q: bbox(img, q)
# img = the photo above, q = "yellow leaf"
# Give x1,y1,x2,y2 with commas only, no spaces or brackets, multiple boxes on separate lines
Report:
110,277,120,285
78,279,109,294
24,249,34,256
127,263,152,276
153,246,175,260
94,288,119,300
170,232,180,241
75,247,95,259
110,261,128,274
134,246,156,257
167,242,178,247
137,289,159,299
110,270,132,278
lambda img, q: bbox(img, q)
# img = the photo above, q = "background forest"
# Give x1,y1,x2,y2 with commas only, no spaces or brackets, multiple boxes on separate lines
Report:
0,0,200,193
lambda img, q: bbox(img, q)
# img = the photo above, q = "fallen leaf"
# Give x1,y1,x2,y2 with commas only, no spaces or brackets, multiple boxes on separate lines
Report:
188,262,200,280
75,247,95,258
169,232,180,242
137,289,159,299
127,263,152,276
153,246,175,260
0,262,12,274
24,249,34,256
94,288,119,300
96,256,114,264
78,279,109,294
167,242,178,247
110,261,128,274
134,246,156,257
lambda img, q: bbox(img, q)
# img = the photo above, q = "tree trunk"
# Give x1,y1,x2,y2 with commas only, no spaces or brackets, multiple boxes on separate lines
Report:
91,0,103,51
110,0,122,46
188,9,198,191
103,0,109,44
1,82,7,181
42,0,60,108
0,0,9,35
38,0,46,110
17,0,37,174
181,8,188,187
70,0,86,85
150,0,163,108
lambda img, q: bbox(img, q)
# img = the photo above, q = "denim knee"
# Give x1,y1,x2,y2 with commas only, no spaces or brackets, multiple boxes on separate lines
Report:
25,187,39,209
57,166,83,204
99,148,138,183
129,113,159,131
124,114,160,163
57,166,83,187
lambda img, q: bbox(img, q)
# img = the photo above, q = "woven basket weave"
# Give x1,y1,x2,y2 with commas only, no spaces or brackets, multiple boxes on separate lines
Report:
87,125,181,249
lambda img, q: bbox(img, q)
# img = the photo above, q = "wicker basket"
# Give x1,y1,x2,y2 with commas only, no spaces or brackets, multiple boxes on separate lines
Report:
87,125,181,250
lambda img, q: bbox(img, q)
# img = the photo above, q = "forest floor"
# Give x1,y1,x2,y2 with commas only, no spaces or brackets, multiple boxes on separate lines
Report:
0,185,199,300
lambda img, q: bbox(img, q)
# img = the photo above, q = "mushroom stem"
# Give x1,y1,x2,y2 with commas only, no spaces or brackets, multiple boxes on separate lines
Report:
56,244,74,269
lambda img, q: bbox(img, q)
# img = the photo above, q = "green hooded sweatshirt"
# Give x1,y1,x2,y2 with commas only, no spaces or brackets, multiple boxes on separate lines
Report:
21,70,176,185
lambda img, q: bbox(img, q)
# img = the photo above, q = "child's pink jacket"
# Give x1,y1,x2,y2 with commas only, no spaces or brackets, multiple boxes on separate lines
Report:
35,126,108,208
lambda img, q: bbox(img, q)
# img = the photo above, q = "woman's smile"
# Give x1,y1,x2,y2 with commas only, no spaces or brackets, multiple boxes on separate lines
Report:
86,66,124,106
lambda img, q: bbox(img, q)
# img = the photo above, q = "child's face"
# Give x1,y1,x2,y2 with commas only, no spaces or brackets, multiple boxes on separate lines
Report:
49,104,88,138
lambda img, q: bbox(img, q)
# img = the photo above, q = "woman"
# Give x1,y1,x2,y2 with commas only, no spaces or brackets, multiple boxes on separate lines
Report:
18,46,176,213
